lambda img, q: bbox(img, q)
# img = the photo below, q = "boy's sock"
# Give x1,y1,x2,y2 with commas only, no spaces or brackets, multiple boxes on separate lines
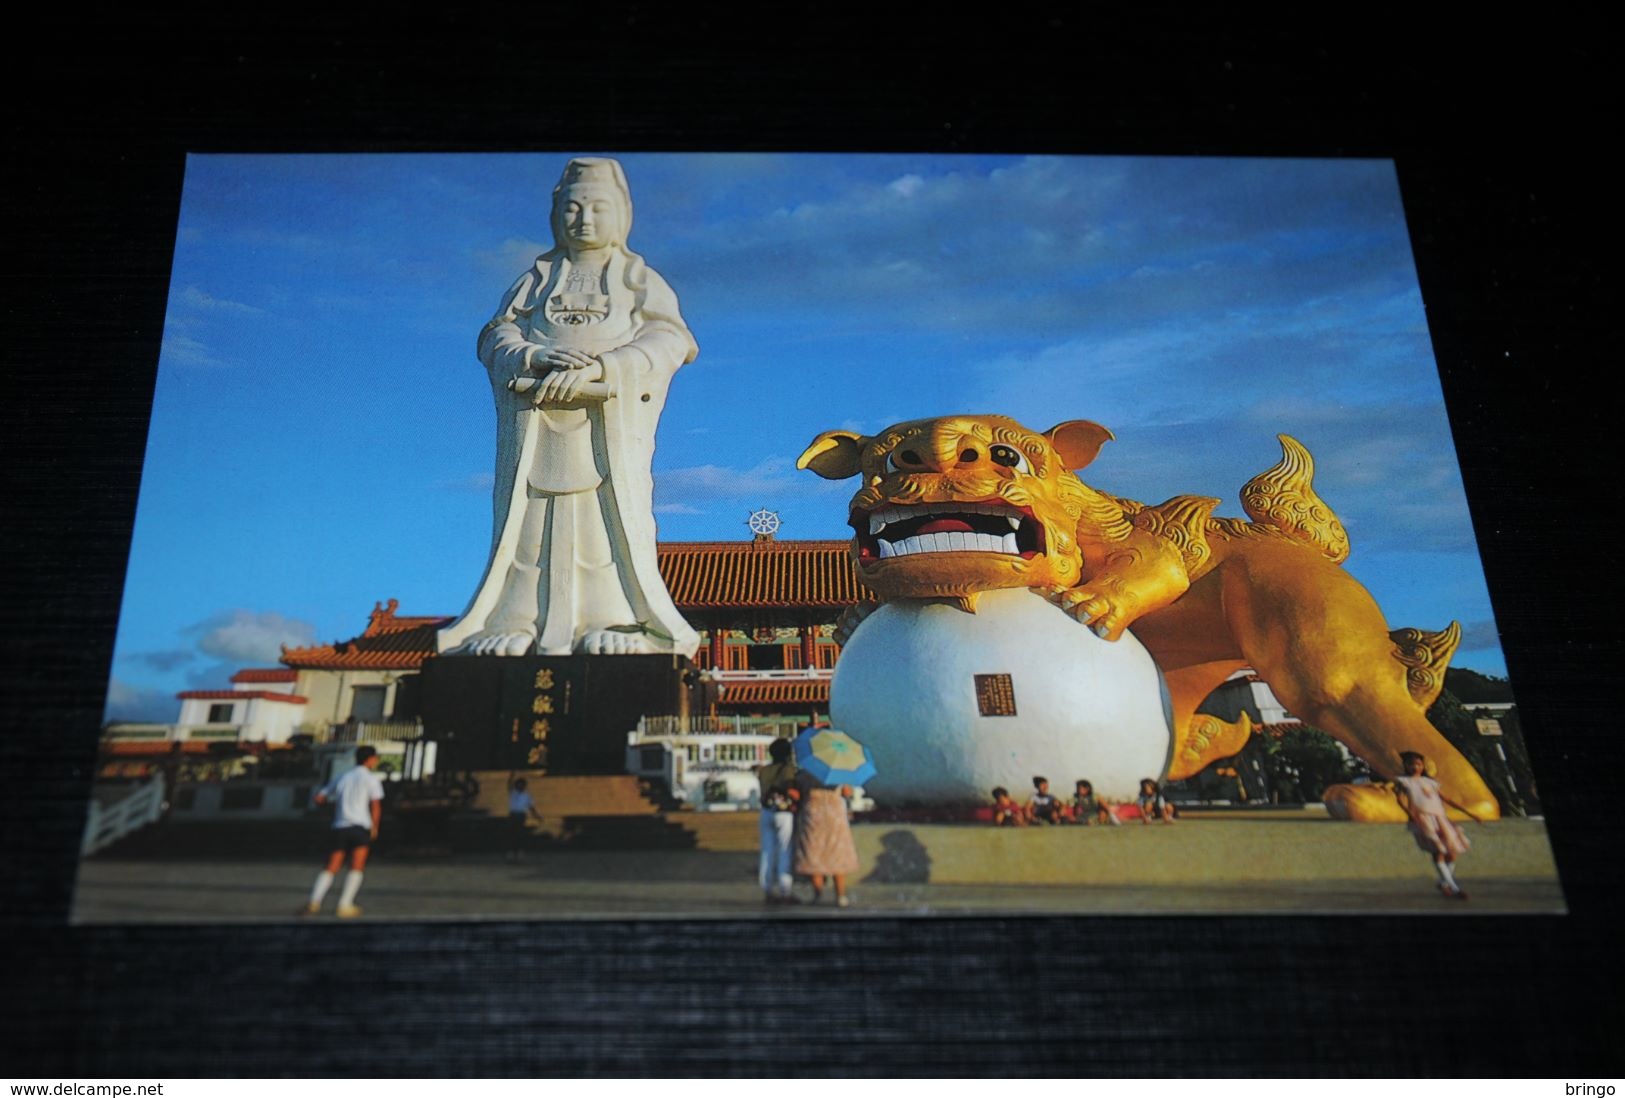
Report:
309,870,335,906
1438,860,1459,890
338,871,365,908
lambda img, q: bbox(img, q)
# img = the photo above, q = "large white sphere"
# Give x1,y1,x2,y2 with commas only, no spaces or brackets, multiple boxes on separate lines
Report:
830,587,1173,804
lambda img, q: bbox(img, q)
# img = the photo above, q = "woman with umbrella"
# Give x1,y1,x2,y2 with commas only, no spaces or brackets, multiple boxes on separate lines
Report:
791,727,874,908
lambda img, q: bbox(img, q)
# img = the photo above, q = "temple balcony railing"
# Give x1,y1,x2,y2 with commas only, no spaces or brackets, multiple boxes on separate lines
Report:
700,668,833,682
326,719,425,745
179,725,243,742
101,724,176,742
633,714,805,740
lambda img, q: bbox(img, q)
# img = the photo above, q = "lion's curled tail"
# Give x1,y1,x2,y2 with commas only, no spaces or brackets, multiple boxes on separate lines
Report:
1228,434,1350,564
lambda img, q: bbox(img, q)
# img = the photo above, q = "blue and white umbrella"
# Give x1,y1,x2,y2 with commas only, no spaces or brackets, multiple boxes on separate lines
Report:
793,726,878,787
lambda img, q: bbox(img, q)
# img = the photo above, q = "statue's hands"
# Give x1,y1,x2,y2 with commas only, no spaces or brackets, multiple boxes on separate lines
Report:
536,367,588,405
536,347,600,374
532,350,605,405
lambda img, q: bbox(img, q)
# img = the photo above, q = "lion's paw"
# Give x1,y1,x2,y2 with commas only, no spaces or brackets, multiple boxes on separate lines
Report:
1037,585,1125,640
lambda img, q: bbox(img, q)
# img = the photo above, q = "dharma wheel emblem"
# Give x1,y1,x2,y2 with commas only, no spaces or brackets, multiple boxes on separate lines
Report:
747,508,782,537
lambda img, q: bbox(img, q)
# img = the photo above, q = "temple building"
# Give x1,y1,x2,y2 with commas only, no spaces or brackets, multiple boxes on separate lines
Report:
260,527,874,736
659,536,869,715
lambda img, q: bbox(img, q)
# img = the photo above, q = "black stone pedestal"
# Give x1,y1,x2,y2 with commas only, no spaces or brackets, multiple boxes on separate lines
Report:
418,653,699,775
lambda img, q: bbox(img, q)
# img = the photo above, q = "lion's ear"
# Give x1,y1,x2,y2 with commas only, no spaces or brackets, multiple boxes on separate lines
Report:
1044,420,1115,471
797,431,868,480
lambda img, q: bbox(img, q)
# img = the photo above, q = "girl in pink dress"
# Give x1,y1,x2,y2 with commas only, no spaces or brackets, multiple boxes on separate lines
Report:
1392,751,1479,900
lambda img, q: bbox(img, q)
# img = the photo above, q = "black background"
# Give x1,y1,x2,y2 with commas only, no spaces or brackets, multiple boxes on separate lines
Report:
5,14,1618,1076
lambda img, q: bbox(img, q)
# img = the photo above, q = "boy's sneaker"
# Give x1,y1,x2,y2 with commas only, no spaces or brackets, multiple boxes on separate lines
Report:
336,904,363,919
298,902,321,916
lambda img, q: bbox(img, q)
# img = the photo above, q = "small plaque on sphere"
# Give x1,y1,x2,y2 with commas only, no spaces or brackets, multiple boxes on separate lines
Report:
974,673,1017,716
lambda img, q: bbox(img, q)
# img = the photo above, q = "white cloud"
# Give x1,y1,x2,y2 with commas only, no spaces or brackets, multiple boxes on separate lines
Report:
177,284,262,314
103,678,179,724
124,648,196,672
653,503,704,515
159,333,231,369
654,457,848,511
184,609,318,664
888,174,925,199
1458,619,1503,651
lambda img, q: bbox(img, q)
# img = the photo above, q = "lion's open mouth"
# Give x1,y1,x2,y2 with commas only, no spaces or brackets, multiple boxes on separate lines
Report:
851,501,1044,563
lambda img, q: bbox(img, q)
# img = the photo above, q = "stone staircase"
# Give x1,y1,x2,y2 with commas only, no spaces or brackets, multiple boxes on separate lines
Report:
471,772,659,828
557,815,698,850
470,771,761,851
471,771,683,847
667,812,760,852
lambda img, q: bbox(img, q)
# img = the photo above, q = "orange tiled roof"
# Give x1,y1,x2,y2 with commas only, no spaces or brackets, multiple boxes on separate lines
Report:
177,689,309,704
281,598,454,671
279,541,870,672
104,742,217,756
657,539,872,609
716,679,831,707
231,668,299,684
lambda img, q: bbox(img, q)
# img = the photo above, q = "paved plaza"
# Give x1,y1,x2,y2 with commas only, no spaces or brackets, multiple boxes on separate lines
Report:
71,818,1565,922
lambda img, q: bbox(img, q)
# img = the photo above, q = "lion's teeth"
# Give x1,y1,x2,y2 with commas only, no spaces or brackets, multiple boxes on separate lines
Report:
1006,514,1022,530
877,540,895,559
869,514,887,535
1001,532,1018,553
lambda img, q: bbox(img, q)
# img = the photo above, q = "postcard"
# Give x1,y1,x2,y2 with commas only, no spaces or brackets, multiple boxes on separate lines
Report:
73,153,1562,921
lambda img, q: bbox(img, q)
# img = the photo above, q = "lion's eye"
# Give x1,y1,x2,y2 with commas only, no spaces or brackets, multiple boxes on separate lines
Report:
990,445,1029,472
887,449,923,472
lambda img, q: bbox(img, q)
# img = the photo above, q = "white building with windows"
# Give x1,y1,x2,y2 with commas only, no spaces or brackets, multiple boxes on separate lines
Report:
173,668,308,745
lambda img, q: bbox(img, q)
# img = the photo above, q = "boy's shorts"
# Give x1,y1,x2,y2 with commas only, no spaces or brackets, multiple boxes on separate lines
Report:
328,825,372,853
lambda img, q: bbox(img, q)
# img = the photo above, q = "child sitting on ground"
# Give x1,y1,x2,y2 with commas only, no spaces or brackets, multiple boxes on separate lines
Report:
1026,776,1063,825
991,786,1027,827
1137,778,1176,824
1071,779,1120,826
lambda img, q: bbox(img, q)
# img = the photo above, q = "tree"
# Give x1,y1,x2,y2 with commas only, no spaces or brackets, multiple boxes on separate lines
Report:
1259,725,1357,801
1427,687,1527,816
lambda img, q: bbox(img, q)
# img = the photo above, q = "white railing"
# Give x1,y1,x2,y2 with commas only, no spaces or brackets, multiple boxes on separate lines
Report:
703,668,833,681
329,720,424,745
81,775,166,856
635,715,804,739
182,725,241,741
102,724,172,741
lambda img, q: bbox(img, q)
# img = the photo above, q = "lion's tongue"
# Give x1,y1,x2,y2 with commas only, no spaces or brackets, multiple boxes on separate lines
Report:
915,518,975,535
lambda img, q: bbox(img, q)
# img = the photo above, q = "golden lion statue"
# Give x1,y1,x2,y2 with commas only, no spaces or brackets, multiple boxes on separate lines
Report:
798,414,1497,823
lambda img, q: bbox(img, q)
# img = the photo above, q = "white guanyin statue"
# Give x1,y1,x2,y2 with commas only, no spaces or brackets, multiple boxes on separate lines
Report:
438,157,701,658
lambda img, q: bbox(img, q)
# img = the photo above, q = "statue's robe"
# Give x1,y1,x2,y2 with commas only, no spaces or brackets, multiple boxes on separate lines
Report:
437,248,700,657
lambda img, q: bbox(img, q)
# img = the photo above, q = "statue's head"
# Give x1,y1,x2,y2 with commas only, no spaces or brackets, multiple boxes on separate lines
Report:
797,414,1114,602
550,157,633,253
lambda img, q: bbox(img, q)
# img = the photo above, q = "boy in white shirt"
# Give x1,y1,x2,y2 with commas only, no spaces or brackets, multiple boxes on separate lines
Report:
302,745,385,918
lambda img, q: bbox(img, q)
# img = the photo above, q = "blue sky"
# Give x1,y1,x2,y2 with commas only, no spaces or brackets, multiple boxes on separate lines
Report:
105,153,1510,720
